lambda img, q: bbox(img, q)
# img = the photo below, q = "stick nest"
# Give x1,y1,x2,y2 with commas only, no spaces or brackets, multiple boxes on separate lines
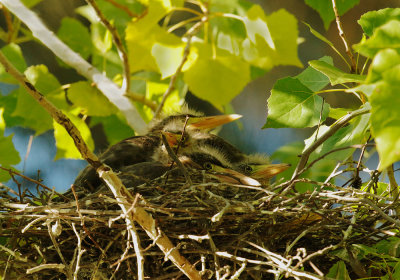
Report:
0,169,398,279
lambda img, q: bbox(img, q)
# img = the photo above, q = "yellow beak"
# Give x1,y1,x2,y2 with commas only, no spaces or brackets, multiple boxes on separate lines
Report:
187,114,242,130
211,165,261,186
251,163,291,179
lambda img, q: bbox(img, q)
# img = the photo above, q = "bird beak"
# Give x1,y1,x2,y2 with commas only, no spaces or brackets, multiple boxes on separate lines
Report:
251,163,291,179
211,165,261,186
161,131,181,148
187,114,242,130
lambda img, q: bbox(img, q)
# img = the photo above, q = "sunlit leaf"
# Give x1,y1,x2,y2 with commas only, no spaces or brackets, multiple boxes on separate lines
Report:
365,48,400,83
354,20,400,58
152,43,184,79
68,81,117,116
295,56,332,91
265,77,330,128
0,109,21,181
183,43,250,108
12,87,52,135
13,65,68,134
57,17,93,60
53,112,94,160
370,68,400,169
309,60,365,85
21,0,43,8
242,7,302,70
0,44,27,84
304,0,360,30
327,261,351,280
126,0,182,74
358,8,400,36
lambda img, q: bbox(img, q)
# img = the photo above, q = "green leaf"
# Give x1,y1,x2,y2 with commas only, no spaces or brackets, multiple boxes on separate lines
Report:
265,77,330,128
57,17,93,60
303,23,348,66
242,7,302,70
0,135,20,166
295,56,333,91
12,87,53,135
91,114,134,146
309,60,366,85
53,112,94,160
304,112,370,162
365,48,400,84
304,0,360,30
0,44,27,84
183,43,250,108
126,0,175,73
68,81,117,116
328,107,349,120
91,23,113,54
0,108,21,182
152,43,185,79
358,8,400,36
12,65,68,134
354,20,400,58
21,0,43,8
327,261,351,280
370,68,400,170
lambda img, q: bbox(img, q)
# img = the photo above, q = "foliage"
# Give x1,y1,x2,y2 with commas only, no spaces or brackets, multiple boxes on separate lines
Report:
0,0,400,279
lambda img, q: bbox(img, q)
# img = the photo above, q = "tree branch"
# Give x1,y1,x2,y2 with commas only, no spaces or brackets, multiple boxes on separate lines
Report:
292,106,370,180
0,0,147,134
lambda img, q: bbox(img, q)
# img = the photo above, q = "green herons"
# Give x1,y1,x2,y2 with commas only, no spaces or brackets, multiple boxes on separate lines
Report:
73,110,242,191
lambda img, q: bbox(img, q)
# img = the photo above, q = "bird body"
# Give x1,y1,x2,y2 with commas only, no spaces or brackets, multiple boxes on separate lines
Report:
73,110,242,191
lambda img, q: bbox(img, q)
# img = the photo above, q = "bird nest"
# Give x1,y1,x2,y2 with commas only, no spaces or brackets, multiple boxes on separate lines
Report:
0,169,398,279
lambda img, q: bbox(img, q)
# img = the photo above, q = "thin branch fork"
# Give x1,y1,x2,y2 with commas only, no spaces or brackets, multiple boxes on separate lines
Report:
0,50,202,280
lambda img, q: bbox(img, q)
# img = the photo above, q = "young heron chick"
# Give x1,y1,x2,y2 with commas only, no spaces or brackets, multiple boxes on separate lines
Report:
73,110,241,191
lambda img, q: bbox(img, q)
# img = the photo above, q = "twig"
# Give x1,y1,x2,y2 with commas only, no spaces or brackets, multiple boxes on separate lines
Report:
313,98,325,143
292,106,370,180
161,133,192,185
85,0,130,94
26,263,66,274
103,0,136,18
0,0,147,134
0,166,63,195
124,91,157,111
331,0,357,73
47,221,72,278
71,223,86,280
154,19,205,117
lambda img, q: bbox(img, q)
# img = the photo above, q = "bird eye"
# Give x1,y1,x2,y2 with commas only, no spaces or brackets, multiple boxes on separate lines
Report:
203,162,213,170
244,165,253,173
